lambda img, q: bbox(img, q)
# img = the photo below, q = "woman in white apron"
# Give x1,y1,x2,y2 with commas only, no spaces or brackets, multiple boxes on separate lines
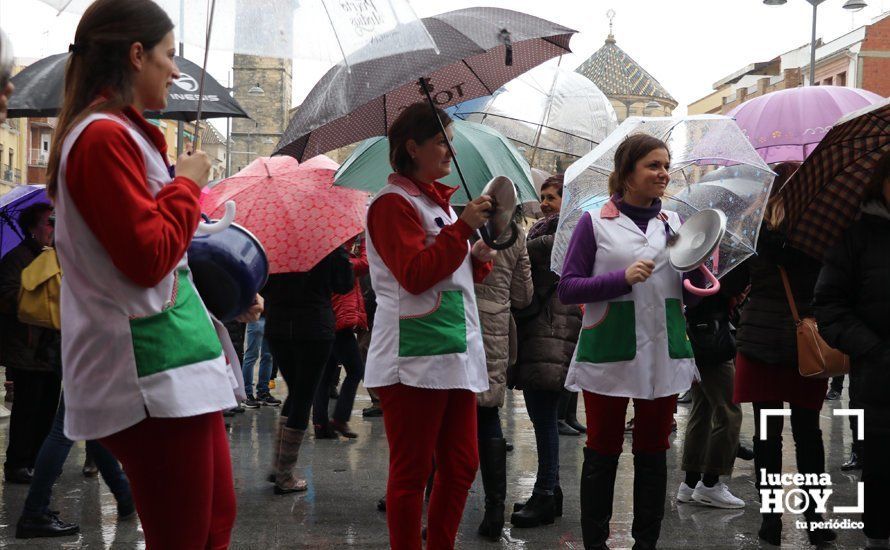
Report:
45,1,250,547
558,134,699,550
364,102,495,550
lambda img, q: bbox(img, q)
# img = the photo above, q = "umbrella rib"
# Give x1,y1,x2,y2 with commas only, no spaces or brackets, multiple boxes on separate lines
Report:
461,60,494,96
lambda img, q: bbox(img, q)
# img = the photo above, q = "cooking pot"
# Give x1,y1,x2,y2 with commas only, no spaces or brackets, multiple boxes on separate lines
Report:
668,208,725,297
480,176,520,250
0,29,13,90
188,202,269,322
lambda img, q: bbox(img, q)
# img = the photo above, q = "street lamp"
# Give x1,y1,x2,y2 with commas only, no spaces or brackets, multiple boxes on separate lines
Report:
764,0,867,86
248,83,265,96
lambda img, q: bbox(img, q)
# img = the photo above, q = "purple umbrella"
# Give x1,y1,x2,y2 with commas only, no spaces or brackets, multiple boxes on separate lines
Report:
0,185,49,258
727,85,884,164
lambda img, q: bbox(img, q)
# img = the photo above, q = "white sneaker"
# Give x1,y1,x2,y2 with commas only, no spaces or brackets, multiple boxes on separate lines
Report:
676,481,695,503
692,481,745,509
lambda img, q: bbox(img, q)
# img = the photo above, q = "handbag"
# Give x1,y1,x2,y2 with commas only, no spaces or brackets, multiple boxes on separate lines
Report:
778,266,849,378
18,247,62,330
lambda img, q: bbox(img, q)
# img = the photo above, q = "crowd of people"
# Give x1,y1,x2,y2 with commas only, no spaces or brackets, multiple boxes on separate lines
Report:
0,0,888,549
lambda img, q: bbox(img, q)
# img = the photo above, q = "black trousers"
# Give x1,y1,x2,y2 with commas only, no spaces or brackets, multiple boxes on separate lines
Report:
5,368,61,470
269,338,334,431
862,429,890,540
312,330,365,426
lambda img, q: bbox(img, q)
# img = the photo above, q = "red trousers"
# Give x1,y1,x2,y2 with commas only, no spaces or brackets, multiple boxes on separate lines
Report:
100,412,236,550
583,391,677,455
377,384,479,550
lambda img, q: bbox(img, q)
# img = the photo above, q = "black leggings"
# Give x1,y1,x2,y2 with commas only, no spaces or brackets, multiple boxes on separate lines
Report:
268,338,334,431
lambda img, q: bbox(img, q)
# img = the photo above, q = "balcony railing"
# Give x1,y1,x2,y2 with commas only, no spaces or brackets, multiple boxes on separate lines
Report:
29,148,49,167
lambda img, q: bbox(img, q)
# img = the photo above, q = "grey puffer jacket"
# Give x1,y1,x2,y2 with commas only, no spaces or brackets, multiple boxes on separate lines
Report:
475,232,533,408
511,233,582,392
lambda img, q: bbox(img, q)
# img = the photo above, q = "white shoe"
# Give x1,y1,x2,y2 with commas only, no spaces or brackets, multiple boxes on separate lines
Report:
692,481,745,509
676,481,695,503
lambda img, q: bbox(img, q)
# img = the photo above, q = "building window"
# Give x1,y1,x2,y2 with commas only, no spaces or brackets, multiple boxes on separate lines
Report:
837,72,846,86
823,77,833,86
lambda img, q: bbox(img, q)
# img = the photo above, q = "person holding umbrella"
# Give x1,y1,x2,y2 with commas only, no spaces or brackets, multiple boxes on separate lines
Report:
364,102,495,550
44,1,252,547
727,162,835,546
558,134,700,550
814,151,890,550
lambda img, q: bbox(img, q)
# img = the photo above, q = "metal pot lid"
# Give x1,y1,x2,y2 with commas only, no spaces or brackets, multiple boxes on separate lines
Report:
480,175,518,246
668,208,726,272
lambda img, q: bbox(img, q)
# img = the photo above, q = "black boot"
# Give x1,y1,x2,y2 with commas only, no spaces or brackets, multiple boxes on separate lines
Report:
754,437,783,546
566,392,587,433
581,447,619,550
631,451,667,550
795,432,837,546
513,485,563,516
477,438,507,541
510,492,556,528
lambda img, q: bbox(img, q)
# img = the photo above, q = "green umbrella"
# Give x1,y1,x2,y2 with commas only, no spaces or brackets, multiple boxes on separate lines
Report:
334,120,538,205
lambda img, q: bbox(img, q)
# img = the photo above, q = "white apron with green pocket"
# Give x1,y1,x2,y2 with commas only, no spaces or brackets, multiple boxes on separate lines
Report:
54,113,240,441
564,206,699,400
363,174,488,392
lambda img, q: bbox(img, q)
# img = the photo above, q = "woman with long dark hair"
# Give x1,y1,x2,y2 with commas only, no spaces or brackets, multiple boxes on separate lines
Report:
364,102,494,550
49,1,245,546
559,134,700,550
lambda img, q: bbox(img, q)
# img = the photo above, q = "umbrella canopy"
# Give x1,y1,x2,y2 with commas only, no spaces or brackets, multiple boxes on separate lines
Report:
779,98,890,261
459,65,618,171
202,156,368,274
727,85,884,164
275,7,575,161
334,119,537,205
0,185,49,259
552,115,774,277
7,53,249,121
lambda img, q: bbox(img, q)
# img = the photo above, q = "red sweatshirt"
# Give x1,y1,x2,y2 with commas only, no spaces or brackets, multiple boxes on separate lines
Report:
366,177,492,295
65,106,201,288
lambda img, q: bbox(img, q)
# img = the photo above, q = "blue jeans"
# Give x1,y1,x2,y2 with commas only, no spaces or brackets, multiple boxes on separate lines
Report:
23,396,132,518
242,318,273,397
523,388,561,495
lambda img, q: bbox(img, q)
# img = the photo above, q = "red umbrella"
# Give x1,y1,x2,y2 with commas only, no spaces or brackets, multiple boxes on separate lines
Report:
203,155,368,273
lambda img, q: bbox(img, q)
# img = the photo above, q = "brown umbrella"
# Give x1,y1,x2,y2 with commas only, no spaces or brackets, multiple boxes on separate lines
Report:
779,98,890,260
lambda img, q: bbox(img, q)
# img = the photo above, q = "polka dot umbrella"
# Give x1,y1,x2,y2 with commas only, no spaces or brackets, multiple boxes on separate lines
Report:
202,155,368,274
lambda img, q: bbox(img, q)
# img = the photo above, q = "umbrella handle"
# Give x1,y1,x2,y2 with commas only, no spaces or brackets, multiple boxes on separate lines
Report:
683,264,721,296
196,200,236,235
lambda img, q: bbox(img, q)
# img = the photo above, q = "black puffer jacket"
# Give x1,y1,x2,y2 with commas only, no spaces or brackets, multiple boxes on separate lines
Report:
729,226,822,366
0,238,59,373
511,232,581,392
814,203,890,434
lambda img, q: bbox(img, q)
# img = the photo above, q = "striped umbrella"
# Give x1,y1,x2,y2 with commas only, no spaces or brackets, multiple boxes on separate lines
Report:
780,98,890,260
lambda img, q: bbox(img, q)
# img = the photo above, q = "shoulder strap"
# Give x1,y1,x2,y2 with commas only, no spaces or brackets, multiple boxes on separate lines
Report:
777,266,800,323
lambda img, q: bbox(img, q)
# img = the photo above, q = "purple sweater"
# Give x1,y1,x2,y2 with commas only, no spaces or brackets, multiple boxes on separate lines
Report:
558,197,703,306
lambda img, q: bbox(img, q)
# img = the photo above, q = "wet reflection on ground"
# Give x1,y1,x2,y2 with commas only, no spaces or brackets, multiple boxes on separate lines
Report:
0,387,868,548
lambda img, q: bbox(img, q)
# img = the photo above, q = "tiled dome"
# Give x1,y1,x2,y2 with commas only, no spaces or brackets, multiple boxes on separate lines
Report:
575,34,677,107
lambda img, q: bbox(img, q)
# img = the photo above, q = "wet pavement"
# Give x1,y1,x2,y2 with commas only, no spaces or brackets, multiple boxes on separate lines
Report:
0,384,869,549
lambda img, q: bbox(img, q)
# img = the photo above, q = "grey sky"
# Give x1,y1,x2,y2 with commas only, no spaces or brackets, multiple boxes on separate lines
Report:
2,0,888,116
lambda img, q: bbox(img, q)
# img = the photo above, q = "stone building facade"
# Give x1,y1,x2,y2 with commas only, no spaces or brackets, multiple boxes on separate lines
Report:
230,54,293,174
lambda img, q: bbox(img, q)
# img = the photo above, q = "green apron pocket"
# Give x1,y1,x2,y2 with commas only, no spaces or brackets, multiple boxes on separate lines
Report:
576,301,636,363
665,298,694,359
130,270,223,378
399,290,467,357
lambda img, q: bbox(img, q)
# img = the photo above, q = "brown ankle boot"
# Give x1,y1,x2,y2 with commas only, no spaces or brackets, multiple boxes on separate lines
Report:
267,416,287,483
274,427,308,494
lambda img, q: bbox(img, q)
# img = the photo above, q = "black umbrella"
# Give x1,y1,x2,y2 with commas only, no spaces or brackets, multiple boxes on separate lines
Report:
7,53,249,122
274,7,575,162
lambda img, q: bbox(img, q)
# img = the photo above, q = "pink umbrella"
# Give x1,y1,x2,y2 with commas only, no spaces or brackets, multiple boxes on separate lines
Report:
203,155,368,273
727,86,884,164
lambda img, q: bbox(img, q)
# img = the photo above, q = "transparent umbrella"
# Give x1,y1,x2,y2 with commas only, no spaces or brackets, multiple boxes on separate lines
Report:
552,115,775,277
458,65,617,172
